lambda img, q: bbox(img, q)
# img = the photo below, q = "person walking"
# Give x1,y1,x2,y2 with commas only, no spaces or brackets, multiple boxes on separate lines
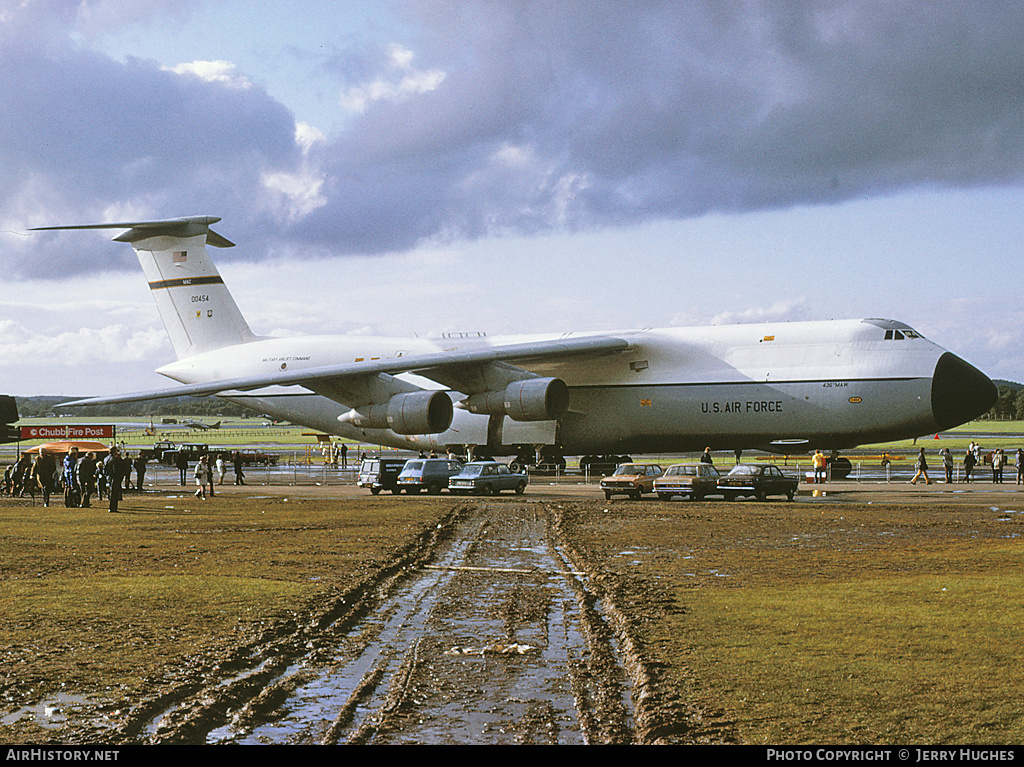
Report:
194,456,208,499
910,447,931,485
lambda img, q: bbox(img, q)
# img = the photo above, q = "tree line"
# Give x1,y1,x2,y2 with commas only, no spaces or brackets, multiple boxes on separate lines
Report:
14,396,253,420
985,383,1024,421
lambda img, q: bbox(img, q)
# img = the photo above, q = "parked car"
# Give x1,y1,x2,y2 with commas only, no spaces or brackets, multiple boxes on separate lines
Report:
138,441,178,462
397,458,464,494
654,462,721,500
448,461,528,495
160,443,209,466
717,464,799,501
236,448,279,466
357,457,408,495
600,463,664,500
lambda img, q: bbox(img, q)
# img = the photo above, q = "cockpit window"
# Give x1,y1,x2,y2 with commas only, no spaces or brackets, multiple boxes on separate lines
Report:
883,329,922,340
865,318,924,340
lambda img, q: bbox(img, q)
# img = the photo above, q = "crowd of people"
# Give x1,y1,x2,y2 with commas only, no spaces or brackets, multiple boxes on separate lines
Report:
0,446,153,511
185,451,246,499
903,443,1024,485
0,447,250,511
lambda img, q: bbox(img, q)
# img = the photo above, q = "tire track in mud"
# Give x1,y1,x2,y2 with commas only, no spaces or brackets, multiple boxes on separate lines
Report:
112,502,641,745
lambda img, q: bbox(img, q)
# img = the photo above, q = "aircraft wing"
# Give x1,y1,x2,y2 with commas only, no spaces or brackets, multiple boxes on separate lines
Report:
56,336,632,408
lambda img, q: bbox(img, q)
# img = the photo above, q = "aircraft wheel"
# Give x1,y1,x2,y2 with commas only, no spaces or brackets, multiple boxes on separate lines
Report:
515,481,526,494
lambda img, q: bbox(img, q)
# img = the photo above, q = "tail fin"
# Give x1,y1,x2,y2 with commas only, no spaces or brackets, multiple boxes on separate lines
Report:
33,217,257,358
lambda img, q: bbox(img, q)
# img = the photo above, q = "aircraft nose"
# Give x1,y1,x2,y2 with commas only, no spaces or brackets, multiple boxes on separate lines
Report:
931,352,998,431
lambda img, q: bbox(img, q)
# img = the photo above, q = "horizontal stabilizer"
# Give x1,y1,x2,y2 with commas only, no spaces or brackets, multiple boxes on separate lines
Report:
30,216,235,247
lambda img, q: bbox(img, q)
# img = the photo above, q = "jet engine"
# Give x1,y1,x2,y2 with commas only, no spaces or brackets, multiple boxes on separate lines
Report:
342,390,454,434
465,377,569,421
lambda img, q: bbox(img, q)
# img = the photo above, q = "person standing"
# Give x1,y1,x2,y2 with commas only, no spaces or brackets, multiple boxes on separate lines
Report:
134,454,147,492
232,451,245,485
176,450,189,486
1016,448,1024,486
992,449,1005,484
63,447,80,507
205,455,215,498
104,447,124,513
77,451,97,508
812,450,827,484
32,453,54,508
910,447,931,485
942,448,953,484
964,449,976,483
700,447,713,465
216,453,226,485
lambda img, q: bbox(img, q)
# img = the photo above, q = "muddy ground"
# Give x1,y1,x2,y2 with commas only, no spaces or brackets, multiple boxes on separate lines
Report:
2,497,662,744
2,485,1022,745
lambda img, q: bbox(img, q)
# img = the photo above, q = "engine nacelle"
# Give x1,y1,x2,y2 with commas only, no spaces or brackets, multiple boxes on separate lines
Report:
342,390,454,434
465,377,569,422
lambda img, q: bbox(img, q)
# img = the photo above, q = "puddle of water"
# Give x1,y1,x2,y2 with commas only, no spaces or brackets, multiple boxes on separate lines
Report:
2,694,109,730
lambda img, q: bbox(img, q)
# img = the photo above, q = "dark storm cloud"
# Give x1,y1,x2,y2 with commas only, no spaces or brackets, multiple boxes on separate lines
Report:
289,0,1024,253
1,0,299,277
5,0,1024,276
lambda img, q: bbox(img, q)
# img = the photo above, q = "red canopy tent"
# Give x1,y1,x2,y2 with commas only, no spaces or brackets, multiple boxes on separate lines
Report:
21,441,111,456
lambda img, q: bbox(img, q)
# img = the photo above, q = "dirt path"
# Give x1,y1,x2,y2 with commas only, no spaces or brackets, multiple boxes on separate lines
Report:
102,502,639,745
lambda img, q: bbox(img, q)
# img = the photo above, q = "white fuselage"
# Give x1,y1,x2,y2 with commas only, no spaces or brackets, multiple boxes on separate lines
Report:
154,318,987,456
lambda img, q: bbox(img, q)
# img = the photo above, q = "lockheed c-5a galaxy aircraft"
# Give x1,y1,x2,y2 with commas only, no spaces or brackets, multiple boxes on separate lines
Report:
37,216,997,468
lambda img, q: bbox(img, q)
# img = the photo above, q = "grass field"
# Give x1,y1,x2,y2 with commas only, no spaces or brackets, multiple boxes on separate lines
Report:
563,499,1024,744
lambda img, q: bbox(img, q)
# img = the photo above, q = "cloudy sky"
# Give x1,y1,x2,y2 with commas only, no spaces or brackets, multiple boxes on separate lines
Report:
2,0,1023,397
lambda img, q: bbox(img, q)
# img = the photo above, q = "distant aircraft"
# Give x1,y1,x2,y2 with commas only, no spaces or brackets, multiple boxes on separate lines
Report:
183,419,221,431
35,217,997,466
